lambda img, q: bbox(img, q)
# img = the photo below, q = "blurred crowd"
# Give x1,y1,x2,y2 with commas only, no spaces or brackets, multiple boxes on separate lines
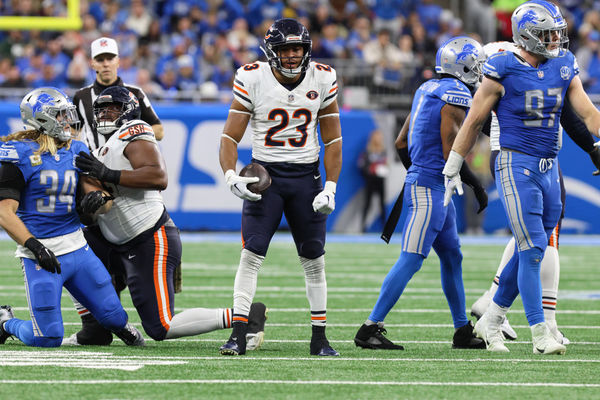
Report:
1,0,600,103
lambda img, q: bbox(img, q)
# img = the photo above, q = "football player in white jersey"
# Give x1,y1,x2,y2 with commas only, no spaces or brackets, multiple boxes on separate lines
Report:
470,40,600,346
219,18,342,356
63,86,267,346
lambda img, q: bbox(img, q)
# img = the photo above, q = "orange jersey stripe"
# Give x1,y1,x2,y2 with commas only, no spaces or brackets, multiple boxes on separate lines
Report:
233,84,248,95
329,86,338,93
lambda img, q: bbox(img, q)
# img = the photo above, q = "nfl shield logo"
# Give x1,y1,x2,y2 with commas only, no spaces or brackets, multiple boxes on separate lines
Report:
560,66,571,80
54,154,60,161
288,94,295,103
537,70,544,79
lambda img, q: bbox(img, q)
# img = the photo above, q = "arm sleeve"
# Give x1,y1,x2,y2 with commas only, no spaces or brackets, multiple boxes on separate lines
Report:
561,97,596,153
460,162,484,190
0,162,25,201
396,147,412,170
480,113,492,137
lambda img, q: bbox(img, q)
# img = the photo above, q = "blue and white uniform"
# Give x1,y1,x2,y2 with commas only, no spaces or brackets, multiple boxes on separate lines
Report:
0,139,128,347
483,49,578,325
369,77,473,328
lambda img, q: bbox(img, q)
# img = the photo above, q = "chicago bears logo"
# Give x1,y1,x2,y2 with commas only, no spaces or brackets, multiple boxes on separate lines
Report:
560,66,571,80
306,90,319,100
518,10,538,30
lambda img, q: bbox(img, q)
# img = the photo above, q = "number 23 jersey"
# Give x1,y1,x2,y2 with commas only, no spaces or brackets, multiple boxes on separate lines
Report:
233,61,338,164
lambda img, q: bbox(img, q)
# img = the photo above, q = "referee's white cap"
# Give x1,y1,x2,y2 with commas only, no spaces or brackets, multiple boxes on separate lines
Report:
91,37,119,59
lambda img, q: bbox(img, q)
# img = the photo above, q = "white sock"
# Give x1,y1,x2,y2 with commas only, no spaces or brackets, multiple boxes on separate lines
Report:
165,308,232,339
540,245,560,323
67,291,91,317
233,249,264,317
489,237,516,297
488,301,509,319
300,255,327,327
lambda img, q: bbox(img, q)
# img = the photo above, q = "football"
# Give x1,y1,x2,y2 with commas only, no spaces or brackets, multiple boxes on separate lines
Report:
239,163,271,194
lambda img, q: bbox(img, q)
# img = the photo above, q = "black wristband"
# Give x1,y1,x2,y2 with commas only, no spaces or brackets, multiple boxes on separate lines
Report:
105,168,121,185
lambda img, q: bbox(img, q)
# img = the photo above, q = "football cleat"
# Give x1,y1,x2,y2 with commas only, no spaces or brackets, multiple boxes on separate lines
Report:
62,315,113,346
474,312,509,353
471,291,517,341
452,321,486,349
532,322,566,355
0,305,15,344
354,323,404,350
547,319,570,345
220,337,246,356
113,323,145,346
310,339,339,356
246,302,268,351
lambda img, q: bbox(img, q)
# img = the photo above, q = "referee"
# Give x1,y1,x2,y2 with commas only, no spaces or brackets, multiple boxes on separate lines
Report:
73,37,164,150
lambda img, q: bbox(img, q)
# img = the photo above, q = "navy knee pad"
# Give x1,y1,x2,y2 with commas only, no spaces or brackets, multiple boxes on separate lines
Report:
141,321,167,341
298,239,325,260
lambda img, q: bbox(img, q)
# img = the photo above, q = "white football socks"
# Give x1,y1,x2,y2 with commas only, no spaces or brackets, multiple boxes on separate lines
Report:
300,255,327,327
233,249,264,317
165,308,232,339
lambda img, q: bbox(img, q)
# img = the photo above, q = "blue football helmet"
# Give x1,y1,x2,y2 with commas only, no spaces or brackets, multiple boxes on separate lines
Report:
511,0,568,59
261,18,312,78
19,87,79,142
93,86,141,136
435,36,485,86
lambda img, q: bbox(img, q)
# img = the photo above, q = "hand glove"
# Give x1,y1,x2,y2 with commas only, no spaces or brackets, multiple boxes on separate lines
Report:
442,150,465,206
590,144,600,176
225,169,261,201
24,237,61,274
81,190,114,215
473,185,488,214
76,151,121,184
312,181,336,214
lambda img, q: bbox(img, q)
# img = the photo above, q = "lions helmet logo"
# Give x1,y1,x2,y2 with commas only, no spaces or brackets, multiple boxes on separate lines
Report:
518,10,538,30
455,43,478,61
306,90,319,100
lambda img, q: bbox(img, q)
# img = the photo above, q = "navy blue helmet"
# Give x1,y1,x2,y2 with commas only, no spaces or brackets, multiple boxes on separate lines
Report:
93,86,141,136
261,18,312,78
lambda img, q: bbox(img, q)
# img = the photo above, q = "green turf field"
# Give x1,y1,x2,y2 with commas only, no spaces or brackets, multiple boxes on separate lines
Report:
1,237,599,399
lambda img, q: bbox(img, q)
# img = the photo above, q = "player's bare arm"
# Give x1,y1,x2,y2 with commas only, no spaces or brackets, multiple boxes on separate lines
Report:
0,199,33,245
152,124,164,141
567,75,600,138
219,99,252,173
121,139,168,189
452,77,503,157
440,104,466,160
395,112,410,150
318,100,342,183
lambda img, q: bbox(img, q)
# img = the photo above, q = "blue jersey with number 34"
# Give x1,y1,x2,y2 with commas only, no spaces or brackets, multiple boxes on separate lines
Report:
0,139,89,238
482,50,579,158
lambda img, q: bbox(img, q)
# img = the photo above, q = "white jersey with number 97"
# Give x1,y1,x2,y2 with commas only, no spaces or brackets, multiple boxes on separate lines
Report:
233,61,338,164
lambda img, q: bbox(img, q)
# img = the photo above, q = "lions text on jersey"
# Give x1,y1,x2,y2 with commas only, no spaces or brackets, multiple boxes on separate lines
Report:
93,119,165,244
233,61,338,164
407,77,473,191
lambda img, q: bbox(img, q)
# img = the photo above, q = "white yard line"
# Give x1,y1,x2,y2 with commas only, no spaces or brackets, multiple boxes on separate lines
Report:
0,379,598,387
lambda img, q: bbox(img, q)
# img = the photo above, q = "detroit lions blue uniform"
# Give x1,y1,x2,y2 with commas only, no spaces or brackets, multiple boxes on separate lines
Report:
369,77,473,329
482,50,578,325
0,139,128,347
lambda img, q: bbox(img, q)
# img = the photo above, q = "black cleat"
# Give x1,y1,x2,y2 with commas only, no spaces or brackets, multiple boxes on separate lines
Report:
113,323,145,346
0,305,15,344
221,322,247,355
354,323,404,350
310,338,340,356
247,302,268,351
63,314,113,346
452,321,486,349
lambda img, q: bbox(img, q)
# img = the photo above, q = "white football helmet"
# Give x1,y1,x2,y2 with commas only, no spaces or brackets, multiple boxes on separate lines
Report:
511,0,568,59
435,36,485,86
19,87,79,142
